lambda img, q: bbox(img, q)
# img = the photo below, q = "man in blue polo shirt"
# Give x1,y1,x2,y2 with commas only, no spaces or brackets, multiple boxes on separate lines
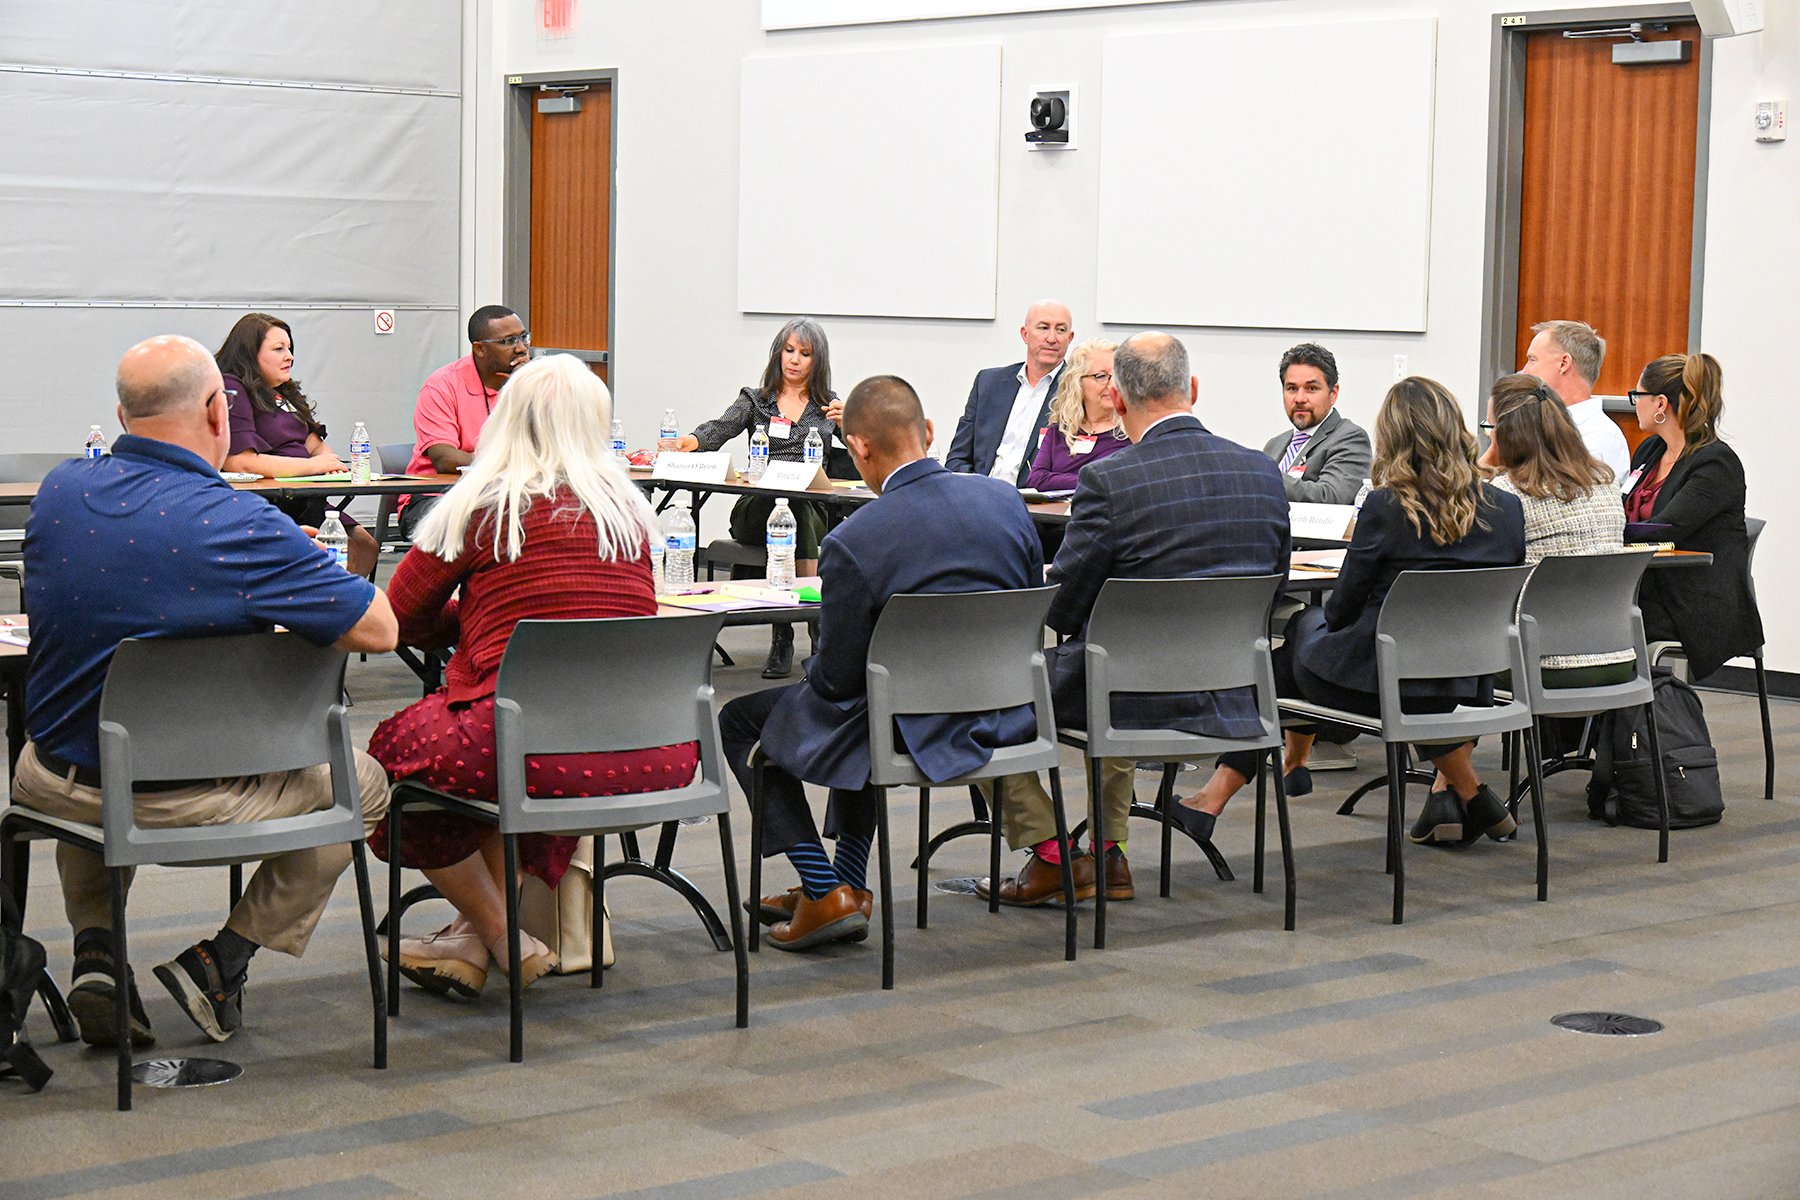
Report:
10,334,398,1047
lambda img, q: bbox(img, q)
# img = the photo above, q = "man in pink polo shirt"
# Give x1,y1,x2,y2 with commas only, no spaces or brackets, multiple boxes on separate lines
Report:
400,305,531,536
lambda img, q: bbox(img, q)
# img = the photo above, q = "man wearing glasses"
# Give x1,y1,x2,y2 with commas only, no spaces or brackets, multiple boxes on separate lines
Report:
400,305,531,537
1261,342,1371,506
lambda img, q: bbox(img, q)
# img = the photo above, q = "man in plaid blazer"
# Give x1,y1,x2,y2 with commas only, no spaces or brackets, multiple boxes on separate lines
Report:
979,332,1290,907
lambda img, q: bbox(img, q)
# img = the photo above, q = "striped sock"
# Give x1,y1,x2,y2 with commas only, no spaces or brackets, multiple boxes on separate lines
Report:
786,841,841,900
832,832,872,892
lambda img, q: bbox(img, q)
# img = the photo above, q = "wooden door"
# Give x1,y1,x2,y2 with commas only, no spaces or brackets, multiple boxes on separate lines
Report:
529,83,612,382
1514,23,1701,451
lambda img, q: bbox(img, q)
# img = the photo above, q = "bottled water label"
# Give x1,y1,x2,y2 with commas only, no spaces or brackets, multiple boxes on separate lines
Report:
612,437,627,458
768,531,795,547
667,532,696,552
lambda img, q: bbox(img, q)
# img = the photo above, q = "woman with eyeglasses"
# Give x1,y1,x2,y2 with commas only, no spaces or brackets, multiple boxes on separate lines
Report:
215,312,378,576
671,317,843,679
1623,353,1762,680
1025,338,1128,492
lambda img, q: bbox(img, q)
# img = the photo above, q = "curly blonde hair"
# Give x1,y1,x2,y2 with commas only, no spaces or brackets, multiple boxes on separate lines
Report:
1047,338,1124,452
1373,376,1490,546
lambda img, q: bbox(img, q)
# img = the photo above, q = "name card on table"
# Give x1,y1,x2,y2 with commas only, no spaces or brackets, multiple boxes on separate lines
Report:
1289,502,1357,541
652,451,732,483
757,460,831,491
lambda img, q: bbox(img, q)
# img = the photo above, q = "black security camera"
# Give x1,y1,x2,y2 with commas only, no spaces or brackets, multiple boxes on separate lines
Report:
1026,95,1068,145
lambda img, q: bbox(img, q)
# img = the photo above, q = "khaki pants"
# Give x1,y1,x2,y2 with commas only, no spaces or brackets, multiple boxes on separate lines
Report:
984,760,1136,852
11,742,390,957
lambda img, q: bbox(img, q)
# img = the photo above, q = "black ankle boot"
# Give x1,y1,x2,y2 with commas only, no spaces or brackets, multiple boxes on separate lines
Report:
762,623,795,679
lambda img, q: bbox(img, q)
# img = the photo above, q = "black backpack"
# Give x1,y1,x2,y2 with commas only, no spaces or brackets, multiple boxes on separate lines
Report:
1587,668,1724,830
0,890,54,1091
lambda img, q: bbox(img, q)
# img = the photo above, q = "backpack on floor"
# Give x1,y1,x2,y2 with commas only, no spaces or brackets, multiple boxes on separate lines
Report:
0,890,53,1091
1587,668,1724,830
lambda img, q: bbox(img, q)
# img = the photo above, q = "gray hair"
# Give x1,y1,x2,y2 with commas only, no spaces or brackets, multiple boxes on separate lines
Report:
116,335,215,419
1532,320,1606,387
1113,332,1190,409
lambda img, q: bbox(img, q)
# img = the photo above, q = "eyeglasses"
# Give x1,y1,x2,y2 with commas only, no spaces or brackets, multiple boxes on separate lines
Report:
1081,372,1112,383
1478,421,1496,433
476,331,532,349
1627,389,1662,404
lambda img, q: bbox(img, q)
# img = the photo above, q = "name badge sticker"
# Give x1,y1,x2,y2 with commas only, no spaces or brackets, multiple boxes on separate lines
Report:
1620,467,1645,494
769,418,793,440
1071,436,1096,456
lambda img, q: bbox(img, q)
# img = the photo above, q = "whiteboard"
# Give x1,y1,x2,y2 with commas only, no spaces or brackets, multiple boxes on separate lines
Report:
1096,17,1437,333
738,44,1002,320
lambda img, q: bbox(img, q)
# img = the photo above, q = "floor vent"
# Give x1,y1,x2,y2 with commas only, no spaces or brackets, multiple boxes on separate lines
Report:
1551,1011,1664,1036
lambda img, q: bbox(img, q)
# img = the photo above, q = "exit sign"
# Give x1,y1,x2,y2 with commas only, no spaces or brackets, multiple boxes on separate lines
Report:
541,0,575,33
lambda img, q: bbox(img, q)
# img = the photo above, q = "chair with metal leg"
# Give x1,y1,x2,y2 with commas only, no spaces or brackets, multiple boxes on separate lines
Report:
1056,575,1295,948
1512,551,1669,860
1278,566,1543,924
384,612,747,1063
749,585,1076,989
0,632,386,1110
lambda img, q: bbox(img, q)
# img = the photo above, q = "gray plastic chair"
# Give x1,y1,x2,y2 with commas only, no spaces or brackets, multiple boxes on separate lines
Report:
751,586,1075,990
1278,565,1543,924
385,613,745,1063
1058,575,1294,946
1515,551,1669,860
1648,516,1772,799
369,442,417,558
0,632,384,1110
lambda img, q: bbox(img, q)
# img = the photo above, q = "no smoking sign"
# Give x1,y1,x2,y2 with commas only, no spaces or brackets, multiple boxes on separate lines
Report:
373,309,395,335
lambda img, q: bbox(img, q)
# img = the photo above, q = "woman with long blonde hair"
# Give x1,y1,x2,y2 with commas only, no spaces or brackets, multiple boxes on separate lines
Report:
1025,337,1128,491
1176,377,1527,848
368,354,696,999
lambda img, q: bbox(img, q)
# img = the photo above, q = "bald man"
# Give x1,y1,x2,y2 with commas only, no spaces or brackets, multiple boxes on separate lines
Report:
720,375,1044,952
946,299,1073,486
12,335,397,1048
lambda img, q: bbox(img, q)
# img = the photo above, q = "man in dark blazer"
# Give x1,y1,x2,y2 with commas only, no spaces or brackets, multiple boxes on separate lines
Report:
1261,342,1372,506
944,299,1072,485
981,332,1290,906
720,375,1043,950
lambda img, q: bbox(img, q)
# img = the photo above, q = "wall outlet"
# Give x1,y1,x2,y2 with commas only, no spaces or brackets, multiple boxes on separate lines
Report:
1393,354,1408,382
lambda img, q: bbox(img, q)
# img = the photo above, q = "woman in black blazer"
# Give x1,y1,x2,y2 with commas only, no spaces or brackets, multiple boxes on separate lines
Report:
1182,378,1526,848
1623,353,1763,679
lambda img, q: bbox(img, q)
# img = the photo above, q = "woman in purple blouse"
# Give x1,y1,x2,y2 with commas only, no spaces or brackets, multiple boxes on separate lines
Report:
1026,337,1130,492
215,312,377,576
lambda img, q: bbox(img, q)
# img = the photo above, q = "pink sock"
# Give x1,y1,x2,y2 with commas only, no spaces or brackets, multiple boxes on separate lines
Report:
1034,838,1063,864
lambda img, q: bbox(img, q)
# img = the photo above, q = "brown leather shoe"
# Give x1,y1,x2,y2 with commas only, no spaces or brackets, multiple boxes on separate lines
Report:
751,886,872,926
766,885,869,951
1104,846,1134,901
977,851,1095,906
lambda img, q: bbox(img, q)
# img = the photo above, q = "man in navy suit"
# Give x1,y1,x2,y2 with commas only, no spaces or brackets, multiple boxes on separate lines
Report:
981,332,1290,906
945,299,1073,485
720,375,1043,951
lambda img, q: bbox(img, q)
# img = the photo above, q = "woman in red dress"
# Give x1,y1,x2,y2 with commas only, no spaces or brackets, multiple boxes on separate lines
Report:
370,353,696,998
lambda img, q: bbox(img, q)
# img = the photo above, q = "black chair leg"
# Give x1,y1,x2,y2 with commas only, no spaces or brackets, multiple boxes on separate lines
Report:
386,802,403,1014
111,869,130,1111
1158,764,1176,900
1643,699,1671,865
228,863,243,912
876,787,894,991
1047,767,1076,962
748,757,765,955
1273,752,1296,932
1387,743,1406,925
1089,757,1106,950
916,787,930,930
1756,657,1775,800
1509,729,1524,825
1525,723,1550,901
718,812,748,1028
37,972,77,1044
987,781,1002,916
593,837,606,990
349,842,386,1070
503,834,523,1063
1253,752,1267,895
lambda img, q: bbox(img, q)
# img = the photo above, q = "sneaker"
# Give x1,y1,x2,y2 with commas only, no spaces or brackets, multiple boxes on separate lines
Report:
1461,785,1518,844
1408,789,1464,845
390,917,491,999
152,940,244,1042
66,929,154,1048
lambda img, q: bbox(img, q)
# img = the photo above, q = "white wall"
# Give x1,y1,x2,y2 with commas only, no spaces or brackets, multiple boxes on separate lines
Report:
470,1,1800,673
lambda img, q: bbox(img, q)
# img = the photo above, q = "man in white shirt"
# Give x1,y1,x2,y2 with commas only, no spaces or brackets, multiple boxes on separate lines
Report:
945,300,1072,486
1522,319,1631,482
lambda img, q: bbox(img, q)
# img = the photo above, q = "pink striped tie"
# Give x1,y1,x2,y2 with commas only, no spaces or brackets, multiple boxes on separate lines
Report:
1279,430,1311,472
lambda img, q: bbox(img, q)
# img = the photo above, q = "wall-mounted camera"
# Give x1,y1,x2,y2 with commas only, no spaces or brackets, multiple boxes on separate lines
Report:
1026,87,1076,150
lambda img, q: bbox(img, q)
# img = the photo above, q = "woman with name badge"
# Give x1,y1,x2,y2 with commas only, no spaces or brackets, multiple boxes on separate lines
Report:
1621,352,1762,681
214,312,378,576
672,317,843,679
1026,337,1128,492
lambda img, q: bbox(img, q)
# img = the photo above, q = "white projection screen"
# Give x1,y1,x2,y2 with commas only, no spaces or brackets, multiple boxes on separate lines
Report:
0,1,463,455
738,44,1003,320
1096,17,1437,333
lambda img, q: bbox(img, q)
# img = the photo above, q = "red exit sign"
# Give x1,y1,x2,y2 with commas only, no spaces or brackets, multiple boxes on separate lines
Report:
541,0,575,33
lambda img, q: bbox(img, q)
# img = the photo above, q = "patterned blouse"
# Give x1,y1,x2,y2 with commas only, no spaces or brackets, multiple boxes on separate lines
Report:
690,386,840,463
1491,473,1634,669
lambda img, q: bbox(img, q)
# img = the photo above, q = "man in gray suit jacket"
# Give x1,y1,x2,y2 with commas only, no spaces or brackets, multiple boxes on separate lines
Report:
1262,343,1372,506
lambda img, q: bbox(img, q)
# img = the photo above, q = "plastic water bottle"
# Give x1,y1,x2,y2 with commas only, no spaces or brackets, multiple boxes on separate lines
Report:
84,426,107,458
1353,478,1374,511
649,526,666,594
662,506,696,587
766,499,796,589
658,409,681,458
748,424,771,481
803,425,823,467
349,423,372,483
610,417,627,465
318,509,350,570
